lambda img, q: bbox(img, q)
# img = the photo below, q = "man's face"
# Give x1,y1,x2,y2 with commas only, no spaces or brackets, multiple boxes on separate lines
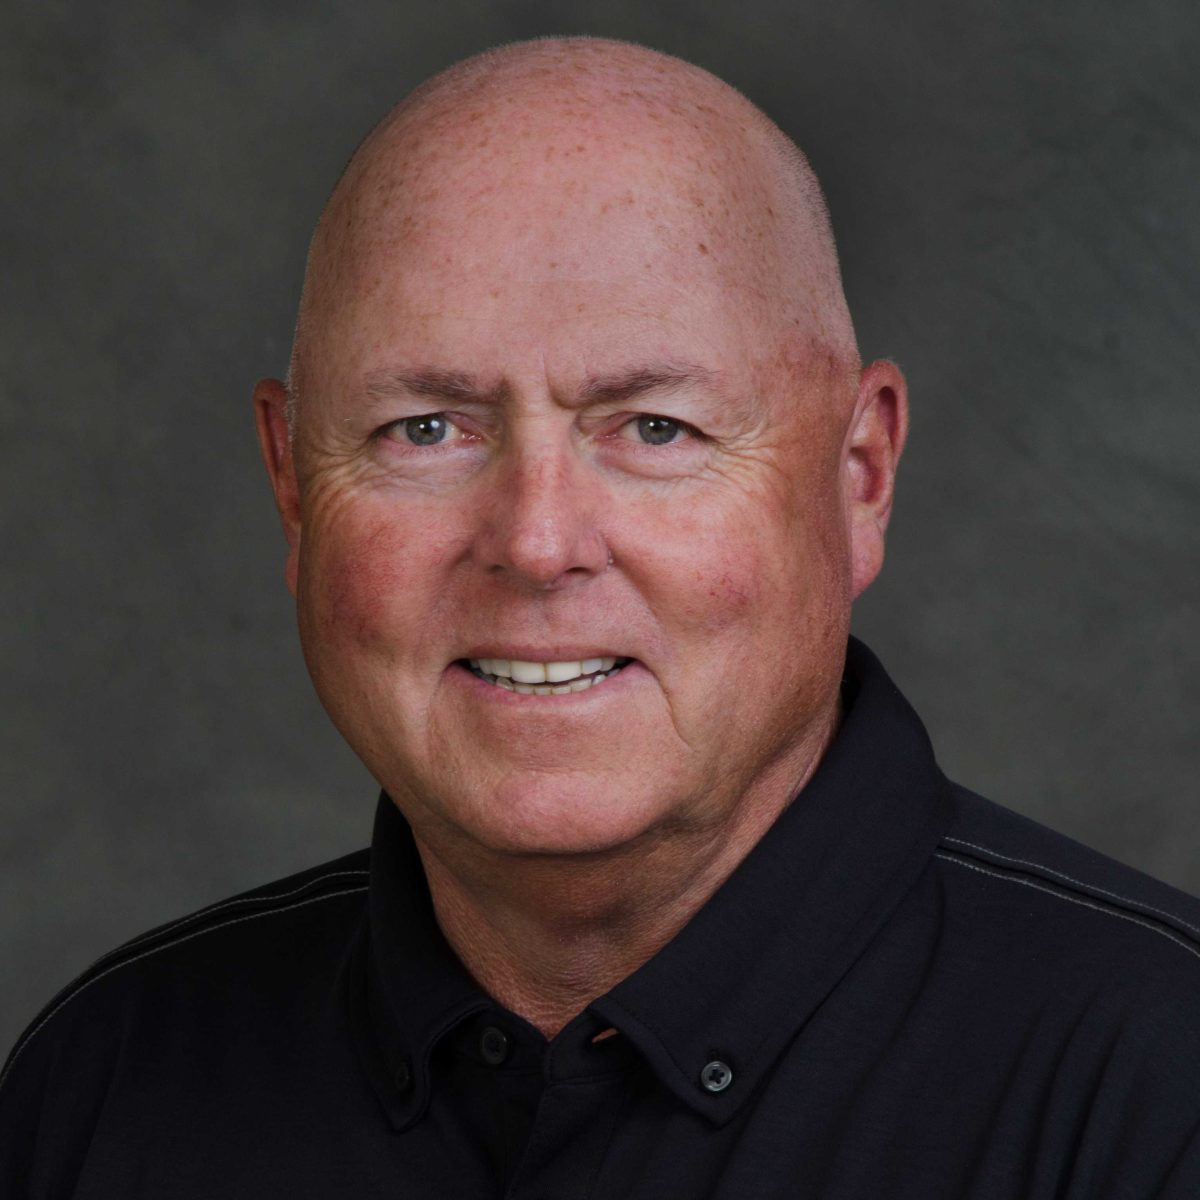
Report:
277,130,858,859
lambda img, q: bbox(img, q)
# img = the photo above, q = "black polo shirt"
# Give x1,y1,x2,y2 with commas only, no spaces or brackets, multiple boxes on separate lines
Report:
4,640,1200,1198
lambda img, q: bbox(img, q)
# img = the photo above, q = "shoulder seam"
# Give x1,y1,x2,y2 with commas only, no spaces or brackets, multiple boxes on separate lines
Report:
112,868,370,959
0,882,368,1096
934,851,1200,964
941,835,1200,937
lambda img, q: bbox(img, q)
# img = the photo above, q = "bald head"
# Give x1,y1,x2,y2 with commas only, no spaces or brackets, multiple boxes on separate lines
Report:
254,36,908,881
288,37,858,414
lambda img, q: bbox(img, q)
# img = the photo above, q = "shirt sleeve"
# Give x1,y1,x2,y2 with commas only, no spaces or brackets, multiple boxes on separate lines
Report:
1063,982,1200,1200
0,986,128,1200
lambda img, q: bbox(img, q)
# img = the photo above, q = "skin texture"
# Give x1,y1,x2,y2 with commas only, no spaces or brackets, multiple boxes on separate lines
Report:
256,38,907,1037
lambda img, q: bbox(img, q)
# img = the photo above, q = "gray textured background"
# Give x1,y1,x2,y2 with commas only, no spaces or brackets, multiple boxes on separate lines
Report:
3,1,1197,1055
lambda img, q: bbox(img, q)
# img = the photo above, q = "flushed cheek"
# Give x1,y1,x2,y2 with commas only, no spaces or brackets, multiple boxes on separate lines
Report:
673,551,765,632
298,494,459,659
625,492,847,751
626,488,822,639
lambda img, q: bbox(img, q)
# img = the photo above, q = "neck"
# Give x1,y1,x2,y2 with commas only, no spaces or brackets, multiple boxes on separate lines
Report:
411,710,838,1039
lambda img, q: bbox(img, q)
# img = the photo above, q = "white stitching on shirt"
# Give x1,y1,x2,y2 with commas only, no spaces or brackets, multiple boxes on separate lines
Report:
0,884,369,1096
934,852,1200,963
112,869,371,957
941,836,1200,937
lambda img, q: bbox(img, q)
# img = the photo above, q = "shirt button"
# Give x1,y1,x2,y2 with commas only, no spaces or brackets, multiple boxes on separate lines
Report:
700,1059,733,1093
479,1025,511,1066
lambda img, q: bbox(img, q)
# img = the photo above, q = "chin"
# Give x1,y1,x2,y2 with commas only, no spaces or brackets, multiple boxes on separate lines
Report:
453,772,672,859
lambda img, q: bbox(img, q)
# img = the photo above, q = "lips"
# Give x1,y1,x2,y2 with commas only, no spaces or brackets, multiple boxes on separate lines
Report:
463,656,633,695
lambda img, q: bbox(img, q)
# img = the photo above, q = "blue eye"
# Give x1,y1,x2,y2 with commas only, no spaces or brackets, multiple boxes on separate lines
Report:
635,415,683,445
403,414,448,445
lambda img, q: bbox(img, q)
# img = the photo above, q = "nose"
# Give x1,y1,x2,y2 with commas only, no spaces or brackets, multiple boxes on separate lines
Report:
475,443,611,590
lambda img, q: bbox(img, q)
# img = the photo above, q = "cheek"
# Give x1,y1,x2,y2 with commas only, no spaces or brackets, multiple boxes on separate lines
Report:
297,493,452,655
680,544,761,630
610,506,773,665
631,478,842,642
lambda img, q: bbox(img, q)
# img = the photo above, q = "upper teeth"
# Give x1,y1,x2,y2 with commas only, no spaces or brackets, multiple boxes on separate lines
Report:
471,657,617,684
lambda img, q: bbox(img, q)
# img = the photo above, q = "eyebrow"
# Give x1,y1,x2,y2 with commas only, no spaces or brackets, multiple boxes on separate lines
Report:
579,363,719,406
360,362,720,409
363,367,510,406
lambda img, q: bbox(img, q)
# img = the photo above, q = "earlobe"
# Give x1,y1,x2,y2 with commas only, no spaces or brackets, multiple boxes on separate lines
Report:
845,360,908,599
253,377,302,595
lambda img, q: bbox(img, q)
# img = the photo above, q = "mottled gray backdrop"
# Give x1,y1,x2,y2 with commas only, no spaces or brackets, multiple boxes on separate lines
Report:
3,1,1198,1054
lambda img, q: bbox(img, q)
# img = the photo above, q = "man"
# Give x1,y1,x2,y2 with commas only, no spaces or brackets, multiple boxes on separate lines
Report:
3,36,1198,1198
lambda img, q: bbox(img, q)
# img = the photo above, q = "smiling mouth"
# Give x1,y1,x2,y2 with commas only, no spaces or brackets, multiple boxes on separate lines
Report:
461,656,634,695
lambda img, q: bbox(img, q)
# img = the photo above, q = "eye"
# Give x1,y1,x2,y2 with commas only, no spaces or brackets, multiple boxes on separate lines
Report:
620,415,688,445
385,413,454,446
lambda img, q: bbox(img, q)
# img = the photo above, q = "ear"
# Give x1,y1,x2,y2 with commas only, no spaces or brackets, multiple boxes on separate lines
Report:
844,359,908,599
253,377,302,597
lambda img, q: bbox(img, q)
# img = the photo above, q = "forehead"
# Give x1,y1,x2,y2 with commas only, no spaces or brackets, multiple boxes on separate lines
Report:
303,102,795,386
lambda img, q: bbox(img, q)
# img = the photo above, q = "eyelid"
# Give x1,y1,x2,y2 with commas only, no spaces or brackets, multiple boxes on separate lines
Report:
611,413,702,444
379,411,477,445
375,409,703,450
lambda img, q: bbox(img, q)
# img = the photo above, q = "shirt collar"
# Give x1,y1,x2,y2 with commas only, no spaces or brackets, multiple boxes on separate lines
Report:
591,637,955,1125
355,800,489,1130
353,637,954,1129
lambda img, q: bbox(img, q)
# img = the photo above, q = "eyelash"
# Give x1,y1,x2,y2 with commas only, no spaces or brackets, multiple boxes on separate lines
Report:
616,414,696,446
378,412,703,449
380,413,476,447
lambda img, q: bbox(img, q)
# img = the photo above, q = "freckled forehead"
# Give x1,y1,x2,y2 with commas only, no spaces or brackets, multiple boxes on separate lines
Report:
294,45,857,413
317,80,791,305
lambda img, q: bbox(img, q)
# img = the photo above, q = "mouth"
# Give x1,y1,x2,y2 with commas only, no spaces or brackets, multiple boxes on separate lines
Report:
458,656,635,696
